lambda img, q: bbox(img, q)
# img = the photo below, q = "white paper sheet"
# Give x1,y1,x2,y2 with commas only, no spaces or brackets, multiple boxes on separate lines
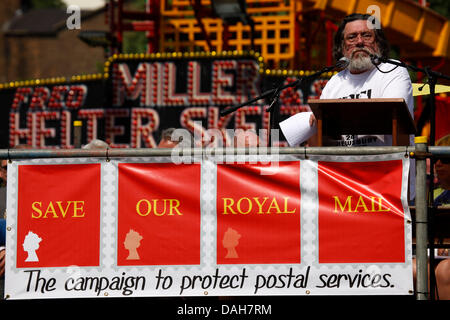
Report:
279,111,317,146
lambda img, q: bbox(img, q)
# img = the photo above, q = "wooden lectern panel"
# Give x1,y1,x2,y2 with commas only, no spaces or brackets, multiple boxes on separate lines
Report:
308,98,416,146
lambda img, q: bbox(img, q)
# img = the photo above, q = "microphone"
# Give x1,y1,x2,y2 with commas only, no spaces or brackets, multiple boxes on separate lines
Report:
335,57,350,70
370,53,382,65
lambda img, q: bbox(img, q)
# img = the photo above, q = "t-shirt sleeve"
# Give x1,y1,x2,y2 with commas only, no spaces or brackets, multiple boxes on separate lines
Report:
320,78,333,99
381,67,414,116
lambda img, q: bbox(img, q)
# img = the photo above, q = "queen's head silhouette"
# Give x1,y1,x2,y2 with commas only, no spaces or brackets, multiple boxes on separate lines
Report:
23,231,42,262
222,227,241,259
124,229,143,260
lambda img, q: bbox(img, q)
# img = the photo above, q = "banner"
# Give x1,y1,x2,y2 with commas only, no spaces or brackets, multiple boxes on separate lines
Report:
4,153,413,299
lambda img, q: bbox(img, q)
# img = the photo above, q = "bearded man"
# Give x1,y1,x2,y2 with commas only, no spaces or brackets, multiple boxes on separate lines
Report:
315,13,414,147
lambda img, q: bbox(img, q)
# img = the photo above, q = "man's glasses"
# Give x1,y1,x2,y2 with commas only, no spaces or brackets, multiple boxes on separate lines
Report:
344,31,375,44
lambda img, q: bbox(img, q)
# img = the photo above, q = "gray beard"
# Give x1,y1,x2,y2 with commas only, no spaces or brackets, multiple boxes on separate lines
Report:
348,54,375,73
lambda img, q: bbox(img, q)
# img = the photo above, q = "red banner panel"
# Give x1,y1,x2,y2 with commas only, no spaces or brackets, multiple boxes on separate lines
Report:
216,161,301,264
117,163,201,266
318,160,405,263
16,164,101,268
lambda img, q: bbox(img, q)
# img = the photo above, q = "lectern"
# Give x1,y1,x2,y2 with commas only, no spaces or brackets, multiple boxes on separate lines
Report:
307,98,417,146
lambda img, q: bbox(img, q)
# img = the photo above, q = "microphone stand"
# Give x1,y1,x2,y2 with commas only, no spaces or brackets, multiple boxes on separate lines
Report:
373,56,450,145
375,56,450,300
220,63,341,146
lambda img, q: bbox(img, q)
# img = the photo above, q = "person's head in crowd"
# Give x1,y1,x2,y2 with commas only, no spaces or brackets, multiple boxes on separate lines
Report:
158,128,181,148
0,158,6,188
82,139,109,150
333,13,390,74
435,135,450,189
1,144,32,187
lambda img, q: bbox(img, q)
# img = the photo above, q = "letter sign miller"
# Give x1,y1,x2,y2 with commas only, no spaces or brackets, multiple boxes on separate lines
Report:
16,164,101,268
318,161,405,263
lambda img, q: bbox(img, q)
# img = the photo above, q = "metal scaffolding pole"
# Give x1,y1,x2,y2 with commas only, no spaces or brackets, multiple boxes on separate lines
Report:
0,146,419,159
2,145,447,160
414,137,429,300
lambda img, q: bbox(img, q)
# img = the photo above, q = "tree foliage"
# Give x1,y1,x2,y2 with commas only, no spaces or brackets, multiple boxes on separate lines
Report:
427,0,450,19
30,0,65,9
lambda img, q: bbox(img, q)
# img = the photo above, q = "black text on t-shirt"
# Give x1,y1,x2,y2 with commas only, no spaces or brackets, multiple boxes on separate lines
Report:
341,89,372,99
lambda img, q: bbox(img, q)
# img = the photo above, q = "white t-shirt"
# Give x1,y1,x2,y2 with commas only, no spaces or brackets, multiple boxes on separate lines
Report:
320,62,414,147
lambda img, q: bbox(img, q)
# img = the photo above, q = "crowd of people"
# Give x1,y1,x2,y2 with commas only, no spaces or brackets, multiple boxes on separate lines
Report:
0,13,449,300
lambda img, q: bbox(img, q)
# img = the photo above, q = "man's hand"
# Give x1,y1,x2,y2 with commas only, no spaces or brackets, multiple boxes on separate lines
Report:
309,113,316,127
